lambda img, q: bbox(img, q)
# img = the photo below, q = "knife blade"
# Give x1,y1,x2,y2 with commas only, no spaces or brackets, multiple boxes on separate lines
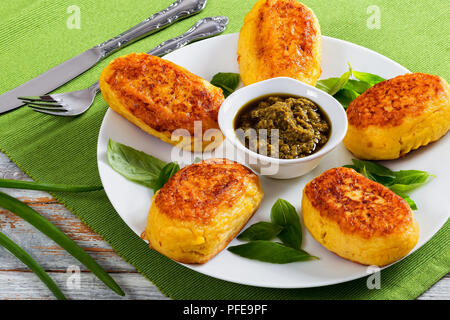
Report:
0,0,207,114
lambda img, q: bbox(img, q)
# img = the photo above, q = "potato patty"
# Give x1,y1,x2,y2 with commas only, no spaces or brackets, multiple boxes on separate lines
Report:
302,167,419,266
343,73,450,159
99,53,224,151
143,158,263,264
237,0,322,86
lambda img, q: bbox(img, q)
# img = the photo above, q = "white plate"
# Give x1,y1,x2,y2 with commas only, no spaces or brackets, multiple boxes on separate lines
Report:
97,33,449,288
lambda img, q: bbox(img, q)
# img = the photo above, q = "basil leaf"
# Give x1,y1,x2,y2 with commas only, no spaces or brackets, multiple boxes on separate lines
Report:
351,159,395,178
369,174,396,186
270,198,302,249
107,139,166,189
228,241,317,264
389,182,431,194
277,224,303,250
390,170,433,193
316,77,339,92
394,192,418,210
232,199,316,264
316,64,385,109
352,70,385,85
360,165,371,179
210,72,240,97
317,65,353,96
357,166,396,186
393,170,433,185
334,88,359,109
344,79,372,94
237,222,283,241
153,162,180,192
404,198,417,211
270,199,300,227
345,161,395,185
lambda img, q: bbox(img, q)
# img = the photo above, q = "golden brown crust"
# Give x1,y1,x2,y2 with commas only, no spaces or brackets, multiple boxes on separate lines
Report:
144,158,263,264
101,52,224,135
154,158,259,225
347,73,449,128
304,167,413,238
237,0,322,86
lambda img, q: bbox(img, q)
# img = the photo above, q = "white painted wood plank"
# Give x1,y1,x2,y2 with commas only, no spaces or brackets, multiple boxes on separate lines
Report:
1,269,447,300
0,271,168,300
417,274,450,300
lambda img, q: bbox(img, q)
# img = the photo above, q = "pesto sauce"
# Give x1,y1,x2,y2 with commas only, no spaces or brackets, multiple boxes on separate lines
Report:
234,94,331,159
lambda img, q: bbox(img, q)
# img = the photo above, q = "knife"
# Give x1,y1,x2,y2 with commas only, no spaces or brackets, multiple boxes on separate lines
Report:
0,0,207,114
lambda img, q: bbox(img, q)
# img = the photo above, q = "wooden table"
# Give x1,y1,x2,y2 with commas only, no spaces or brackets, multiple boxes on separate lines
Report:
0,152,448,300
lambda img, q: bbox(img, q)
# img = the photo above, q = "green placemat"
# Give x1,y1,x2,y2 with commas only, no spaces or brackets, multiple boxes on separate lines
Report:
0,0,449,300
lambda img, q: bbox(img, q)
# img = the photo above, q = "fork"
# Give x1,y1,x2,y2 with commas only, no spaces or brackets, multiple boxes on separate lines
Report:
19,16,228,116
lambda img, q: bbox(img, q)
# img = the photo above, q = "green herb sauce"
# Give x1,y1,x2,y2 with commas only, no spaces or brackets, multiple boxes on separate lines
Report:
234,94,331,159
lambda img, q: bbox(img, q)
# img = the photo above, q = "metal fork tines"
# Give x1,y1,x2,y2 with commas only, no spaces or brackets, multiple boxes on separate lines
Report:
19,83,100,116
19,16,229,116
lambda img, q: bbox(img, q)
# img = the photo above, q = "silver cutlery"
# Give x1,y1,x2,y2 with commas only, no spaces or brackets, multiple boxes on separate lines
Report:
20,16,229,116
0,0,208,114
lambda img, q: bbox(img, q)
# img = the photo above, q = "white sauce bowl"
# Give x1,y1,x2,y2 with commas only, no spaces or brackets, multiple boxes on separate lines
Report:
218,77,348,179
